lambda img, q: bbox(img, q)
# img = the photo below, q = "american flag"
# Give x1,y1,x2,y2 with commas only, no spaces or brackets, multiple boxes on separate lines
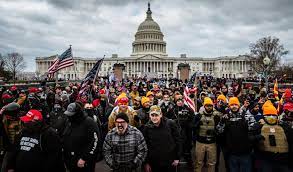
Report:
47,46,74,78
184,86,196,113
78,58,104,97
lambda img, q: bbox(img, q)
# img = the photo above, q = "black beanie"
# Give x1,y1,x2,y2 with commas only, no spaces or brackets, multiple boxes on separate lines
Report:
116,112,129,123
249,101,259,111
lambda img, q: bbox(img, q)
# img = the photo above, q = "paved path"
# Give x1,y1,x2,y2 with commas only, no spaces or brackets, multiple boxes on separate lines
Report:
95,154,226,172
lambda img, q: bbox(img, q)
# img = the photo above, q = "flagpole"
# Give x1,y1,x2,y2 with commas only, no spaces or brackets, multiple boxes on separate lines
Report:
55,71,59,85
194,75,198,112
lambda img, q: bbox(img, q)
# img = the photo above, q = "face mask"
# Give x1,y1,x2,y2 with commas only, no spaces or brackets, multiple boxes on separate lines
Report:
24,121,43,132
100,100,106,107
85,109,95,117
68,113,83,123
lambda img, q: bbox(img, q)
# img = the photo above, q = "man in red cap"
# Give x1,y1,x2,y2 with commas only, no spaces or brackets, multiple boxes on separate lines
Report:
7,109,65,172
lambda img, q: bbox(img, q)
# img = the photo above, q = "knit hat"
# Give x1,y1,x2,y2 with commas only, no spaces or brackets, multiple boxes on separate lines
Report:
116,93,128,104
229,97,240,107
141,96,150,106
263,103,278,116
248,101,259,110
262,100,273,111
204,97,213,106
217,94,227,103
115,112,129,123
146,91,154,97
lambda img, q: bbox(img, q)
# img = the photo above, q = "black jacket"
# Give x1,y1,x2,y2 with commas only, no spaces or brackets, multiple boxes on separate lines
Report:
143,117,182,165
7,126,65,172
63,114,101,168
218,112,251,155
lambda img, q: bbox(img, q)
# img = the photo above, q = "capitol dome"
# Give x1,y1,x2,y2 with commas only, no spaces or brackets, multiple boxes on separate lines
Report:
131,2,167,57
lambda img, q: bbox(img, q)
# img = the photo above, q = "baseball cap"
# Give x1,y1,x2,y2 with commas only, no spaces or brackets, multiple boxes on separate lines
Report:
64,103,78,116
150,105,162,115
20,109,43,123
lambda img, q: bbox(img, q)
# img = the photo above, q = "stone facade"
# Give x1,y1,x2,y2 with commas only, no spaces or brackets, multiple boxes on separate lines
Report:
35,3,255,81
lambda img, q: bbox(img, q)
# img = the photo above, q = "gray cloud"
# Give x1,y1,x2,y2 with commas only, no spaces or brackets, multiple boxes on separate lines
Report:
0,0,292,72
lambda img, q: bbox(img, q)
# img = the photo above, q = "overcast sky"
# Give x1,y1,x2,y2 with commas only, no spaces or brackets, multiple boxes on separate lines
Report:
0,0,293,72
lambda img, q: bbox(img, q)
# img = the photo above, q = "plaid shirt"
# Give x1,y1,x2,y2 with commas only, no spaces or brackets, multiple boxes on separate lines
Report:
103,125,147,169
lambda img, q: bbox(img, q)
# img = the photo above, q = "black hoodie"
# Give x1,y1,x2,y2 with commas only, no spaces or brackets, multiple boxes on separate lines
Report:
63,112,101,169
7,125,65,172
143,117,182,166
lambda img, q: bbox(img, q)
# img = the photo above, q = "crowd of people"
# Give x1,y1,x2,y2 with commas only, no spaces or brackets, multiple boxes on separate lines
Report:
0,76,292,172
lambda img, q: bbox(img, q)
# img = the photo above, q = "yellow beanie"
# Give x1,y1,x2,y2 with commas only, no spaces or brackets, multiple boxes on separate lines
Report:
217,94,227,103
229,97,240,107
263,103,278,116
116,92,127,102
141,96,150,105
146,91,154,97
204,97,213,106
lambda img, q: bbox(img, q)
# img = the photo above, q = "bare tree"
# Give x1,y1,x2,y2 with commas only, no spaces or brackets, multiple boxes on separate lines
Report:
4,52,26,81
247,36,289,75
273,64,293,82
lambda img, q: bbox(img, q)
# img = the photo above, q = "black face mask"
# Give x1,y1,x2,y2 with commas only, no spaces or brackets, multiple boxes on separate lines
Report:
24,121,43,133
67,112,83,123
100,100,106,107
85,109,95,117
142,107,150,112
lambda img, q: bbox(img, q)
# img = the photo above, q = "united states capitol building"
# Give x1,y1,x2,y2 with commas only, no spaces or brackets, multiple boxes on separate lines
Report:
36,3,254,81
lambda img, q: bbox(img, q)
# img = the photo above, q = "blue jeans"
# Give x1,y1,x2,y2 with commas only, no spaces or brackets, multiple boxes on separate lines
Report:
228,154,251,172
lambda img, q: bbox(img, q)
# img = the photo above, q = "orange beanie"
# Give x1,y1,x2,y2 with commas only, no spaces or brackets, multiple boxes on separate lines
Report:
229,97,240,107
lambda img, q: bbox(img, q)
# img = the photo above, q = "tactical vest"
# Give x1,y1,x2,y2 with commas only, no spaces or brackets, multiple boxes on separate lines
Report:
259,124,288,153
199,114,215,138
2,115,22,144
